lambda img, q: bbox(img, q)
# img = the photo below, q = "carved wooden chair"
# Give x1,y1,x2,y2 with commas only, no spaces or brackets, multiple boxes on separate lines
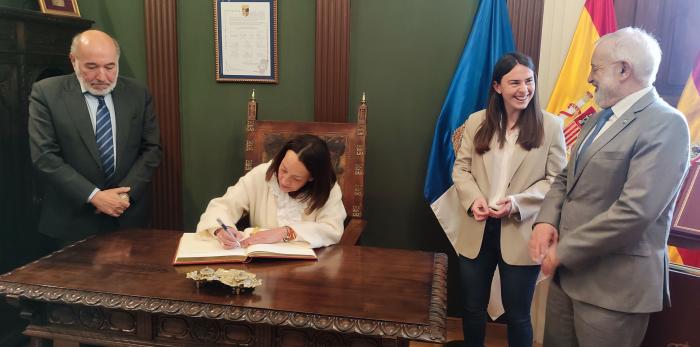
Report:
243,91,368,245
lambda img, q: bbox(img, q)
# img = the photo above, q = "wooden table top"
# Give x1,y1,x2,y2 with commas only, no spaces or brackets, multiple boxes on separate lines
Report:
0,229,447,342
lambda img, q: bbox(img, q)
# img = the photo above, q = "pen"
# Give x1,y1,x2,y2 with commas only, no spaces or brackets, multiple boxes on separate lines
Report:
216,218,241,248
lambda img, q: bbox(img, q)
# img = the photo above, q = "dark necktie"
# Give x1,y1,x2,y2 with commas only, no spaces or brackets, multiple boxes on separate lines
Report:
575,107,614,174
94,95,115,180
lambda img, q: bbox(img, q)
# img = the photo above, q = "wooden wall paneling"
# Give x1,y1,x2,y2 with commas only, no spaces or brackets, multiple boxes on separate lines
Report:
144,0,183,229
314,0,350,123
620,0,700,105
507,0,544,70
654,0,700,104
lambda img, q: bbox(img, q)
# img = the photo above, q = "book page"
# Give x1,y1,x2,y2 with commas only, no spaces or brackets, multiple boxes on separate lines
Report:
246,241,316,258
176,233,247,258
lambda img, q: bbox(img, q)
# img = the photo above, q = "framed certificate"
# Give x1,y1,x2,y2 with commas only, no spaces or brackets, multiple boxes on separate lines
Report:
214,0,278,83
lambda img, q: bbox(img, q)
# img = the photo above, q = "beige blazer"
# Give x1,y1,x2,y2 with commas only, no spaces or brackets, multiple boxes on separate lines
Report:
452,110,566,265
196,162,346,248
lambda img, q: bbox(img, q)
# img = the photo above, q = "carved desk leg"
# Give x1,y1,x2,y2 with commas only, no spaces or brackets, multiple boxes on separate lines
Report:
6,295,50,347
28,337,47,347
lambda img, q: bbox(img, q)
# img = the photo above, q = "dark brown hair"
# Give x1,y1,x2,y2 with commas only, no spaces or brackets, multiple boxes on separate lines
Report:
473,52,544,154
266,134,337,213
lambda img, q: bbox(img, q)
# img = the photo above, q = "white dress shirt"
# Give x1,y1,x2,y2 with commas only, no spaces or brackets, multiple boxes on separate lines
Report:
579,86,652,148
487,128,520,215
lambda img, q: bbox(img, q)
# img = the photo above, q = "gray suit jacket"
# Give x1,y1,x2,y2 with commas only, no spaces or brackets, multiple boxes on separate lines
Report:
535,89,690,313
28,74,161,241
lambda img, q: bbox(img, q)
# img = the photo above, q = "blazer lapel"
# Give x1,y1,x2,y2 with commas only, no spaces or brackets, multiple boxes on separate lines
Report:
567,89,658,193
63,76,101,166
481,135,500,190
504,141,527,186
110,79,133,178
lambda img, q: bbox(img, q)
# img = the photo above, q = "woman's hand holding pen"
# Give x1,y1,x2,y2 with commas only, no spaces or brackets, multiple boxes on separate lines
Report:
214,228,244,249
214,218,244,249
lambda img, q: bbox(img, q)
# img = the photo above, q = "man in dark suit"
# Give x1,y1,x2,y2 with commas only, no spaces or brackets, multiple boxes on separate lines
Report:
28,30,161,244
529,27,690,346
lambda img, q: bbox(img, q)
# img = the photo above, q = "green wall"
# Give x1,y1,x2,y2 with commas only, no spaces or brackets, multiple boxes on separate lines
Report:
78,0,147,83
348,1,477,251
2,0,477,255
1,0,478,254
178,1,477,314
178,0,317,232
1,0,479,314
179,0,477,254
0,0,147,81
0,0,36,10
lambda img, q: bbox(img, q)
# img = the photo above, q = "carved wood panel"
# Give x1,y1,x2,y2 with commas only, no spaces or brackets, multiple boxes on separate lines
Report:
17,301,411,346
0,8,92,345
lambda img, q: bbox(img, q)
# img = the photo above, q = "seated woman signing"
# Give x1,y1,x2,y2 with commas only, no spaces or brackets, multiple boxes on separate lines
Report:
196,134,346,248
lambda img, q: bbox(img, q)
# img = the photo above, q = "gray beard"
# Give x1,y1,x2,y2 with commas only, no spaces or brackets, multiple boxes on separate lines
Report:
594,88,612,108
74,68,118,96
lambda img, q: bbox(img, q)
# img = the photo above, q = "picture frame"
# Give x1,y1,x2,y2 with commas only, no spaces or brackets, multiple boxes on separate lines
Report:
214,0,278,83
37,0,81,17
672,163,700,241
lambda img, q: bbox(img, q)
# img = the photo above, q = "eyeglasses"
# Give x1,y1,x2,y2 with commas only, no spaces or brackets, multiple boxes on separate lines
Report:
590,60,622,73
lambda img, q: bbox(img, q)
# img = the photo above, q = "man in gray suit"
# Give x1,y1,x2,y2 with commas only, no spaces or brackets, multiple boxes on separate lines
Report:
29,30,161,244
529,27,690,346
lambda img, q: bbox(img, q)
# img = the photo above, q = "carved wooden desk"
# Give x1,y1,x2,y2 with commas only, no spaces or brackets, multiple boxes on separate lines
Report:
0,229,447,346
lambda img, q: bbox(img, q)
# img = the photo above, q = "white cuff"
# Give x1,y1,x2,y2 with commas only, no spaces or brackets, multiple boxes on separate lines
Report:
508,196,520,216
87,188,100,202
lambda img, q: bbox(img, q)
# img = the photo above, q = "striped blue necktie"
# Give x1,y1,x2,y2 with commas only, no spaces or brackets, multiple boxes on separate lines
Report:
575,107,614,175
94,95,115,180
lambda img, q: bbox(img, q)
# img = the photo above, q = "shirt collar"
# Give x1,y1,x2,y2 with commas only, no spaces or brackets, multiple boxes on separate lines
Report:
611,86,652,118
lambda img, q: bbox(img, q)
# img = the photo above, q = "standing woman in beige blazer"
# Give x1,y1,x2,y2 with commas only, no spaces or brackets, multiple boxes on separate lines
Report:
452,52,566,347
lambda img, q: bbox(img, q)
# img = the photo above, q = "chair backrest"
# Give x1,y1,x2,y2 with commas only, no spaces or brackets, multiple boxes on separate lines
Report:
244,93,367,220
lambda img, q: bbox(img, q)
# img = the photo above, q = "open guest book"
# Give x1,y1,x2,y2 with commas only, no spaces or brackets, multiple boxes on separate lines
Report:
173,231,317,265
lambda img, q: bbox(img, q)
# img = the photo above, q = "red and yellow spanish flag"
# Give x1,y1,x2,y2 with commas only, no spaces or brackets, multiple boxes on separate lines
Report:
677,52,700,147
670,245,700,268
546,0,617,152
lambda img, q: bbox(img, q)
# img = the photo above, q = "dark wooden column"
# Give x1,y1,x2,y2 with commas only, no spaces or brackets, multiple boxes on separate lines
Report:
144,0,183,230
508,0,544,70
314,0,350,122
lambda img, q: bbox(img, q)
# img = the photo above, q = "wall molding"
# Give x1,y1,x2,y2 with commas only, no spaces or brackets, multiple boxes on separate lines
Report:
144,0,183,229
314,0,350,122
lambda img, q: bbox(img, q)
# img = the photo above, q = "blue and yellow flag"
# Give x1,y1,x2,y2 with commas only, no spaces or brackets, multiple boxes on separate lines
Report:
424,0,514,245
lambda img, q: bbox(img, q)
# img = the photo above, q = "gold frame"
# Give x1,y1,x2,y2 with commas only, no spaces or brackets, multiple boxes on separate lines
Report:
38,0,81,17
214,0,278,83
672,164,700,235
